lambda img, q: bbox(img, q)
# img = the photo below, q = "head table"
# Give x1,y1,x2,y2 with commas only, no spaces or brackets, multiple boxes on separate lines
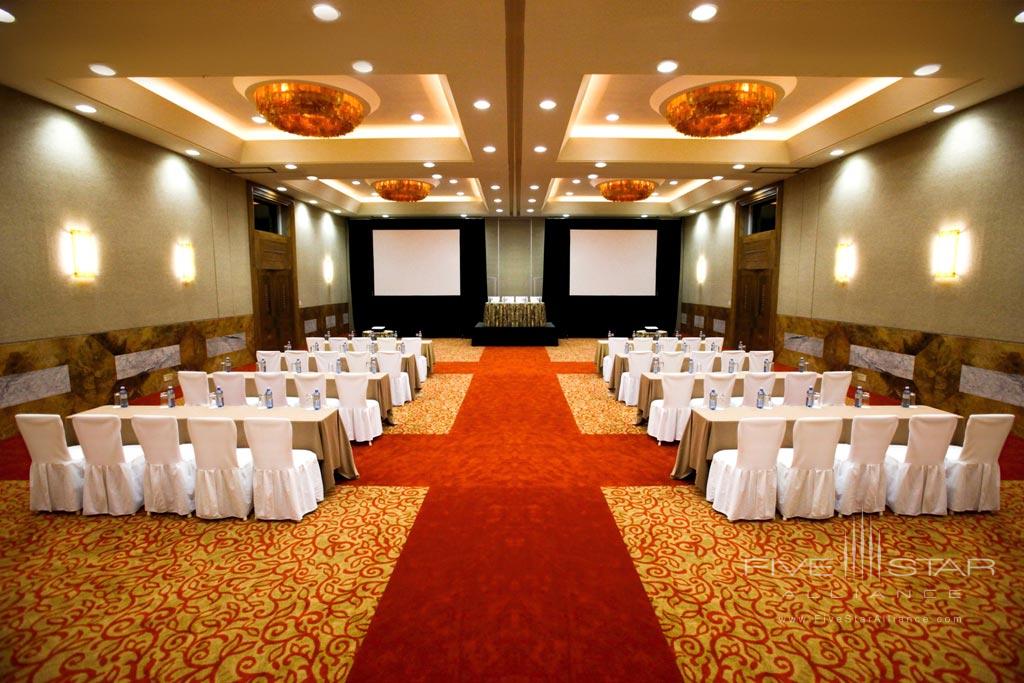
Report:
483,302,547,327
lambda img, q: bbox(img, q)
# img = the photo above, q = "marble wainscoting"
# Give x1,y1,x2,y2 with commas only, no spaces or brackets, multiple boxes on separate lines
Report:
299,302,351,343
0,314,255,440
679,302,731,339
776,314,1024,438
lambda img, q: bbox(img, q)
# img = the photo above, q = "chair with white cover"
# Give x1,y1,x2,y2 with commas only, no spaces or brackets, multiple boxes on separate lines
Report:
833,415,898,515
603,337,629,382
254,372,295,407
691,350,717,373
345,351,371,373
377,336,398,352
821,371,853,406
377,350,412,405
776,417,842,519
658,351,687,373
706,417,787,521
631,337,654,353
690,372,737,408
618,351,653,406
71,414,146,516
329,337,350,353
284,350,310,373
402,337,429,383
705,336,725,353
514,295,529,303
131,415,196,516
500,296,514,303
313,351,342,374
351,337,371,353
211,372,251,407
333,373,384,443
736,372,776,407
294,372,339,409
243,418,323,521
945,414,1013,513
679,337,702,354
256,350,282,372
529,296,542,303
305,337,327,353
187,417,253,519
647,373,696,444
884,414,958,515
747,350,774,373
178,371,210,407
779,372,817,406
720,350,746,373
16,414,85,512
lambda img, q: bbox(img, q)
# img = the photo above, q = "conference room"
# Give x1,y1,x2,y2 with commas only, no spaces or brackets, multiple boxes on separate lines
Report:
1,1,1022,680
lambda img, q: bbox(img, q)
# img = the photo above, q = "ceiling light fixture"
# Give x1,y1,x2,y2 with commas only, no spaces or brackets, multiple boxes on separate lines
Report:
597,179,657,202
309,200,318,205
382,214,389,218
431,173,443,180
373,179,433,202
251,115,267,124
251,81,366,137
333,209,342,214
587,173,598,180
285,163,298,170
562,214,570,218
605,113,620,122
307,175,319,180
528,198,536,203
1016,9,1024,22
657,60,679,73
732,164,745,170
662,81,779,137
669,180,679,185
494,198,502,203
526,208,535,213
572,179,581,184
496,208,504,213
75,104,97,114
352,60,373,74
529,184,540,190
743,186,754,191
352,180,361,185
456,191,465,196
185,149,200,157
410,113,425,122
483,145,497,153
473,99,491,110
688,209,697,214
534,145,547,153
712,199,722,205
640,214,649,218
276,186,287,192
565,192,574,196
89,63,116,76
460,213,468,218
689,3,718,21
449,178,458,184
830,149,845,157
763,115,779,124
595,161,607,168
312,3,341,21
490,184,501,190
712,175,724,180
0,9,13,22
913,64,941,76
933,104,955,113
539,99,557,110
423,161,436,168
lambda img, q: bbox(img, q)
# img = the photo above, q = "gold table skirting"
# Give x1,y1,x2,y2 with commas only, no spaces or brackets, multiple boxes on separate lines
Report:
483,302,547,327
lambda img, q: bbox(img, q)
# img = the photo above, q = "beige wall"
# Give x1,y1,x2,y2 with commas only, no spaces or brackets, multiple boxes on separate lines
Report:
779,87,1024,343
0,86,251,344
679,202,735,310
485,218,545,297
294,203,350,308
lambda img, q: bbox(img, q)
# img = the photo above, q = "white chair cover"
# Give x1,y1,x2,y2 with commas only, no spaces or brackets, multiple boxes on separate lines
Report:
313,351,342,374
345,351,371,373
737,372,776,407
211,372,250,406
884,414,957,515
333,373,384,443
679,337,702,354
747,350,774,373
647,373,696,444
244,418,323,521
658,351,686,374
603,337,628,382
720,350,746,373
821,371,853,406
16,414,85,512
401,338,429,383
378,350,412,405
256,350,282,372
329,337,350,353
131,415,196,516
776,417,842,519
351,337,371,353
707,417,786,521
72,414,146,516
294,372,339,409
305,337,327,353
377,337,398,352
780,372,817,406
284,350,310,373
188,417,253,519
631,337,654,353
691,372,737,408
945,414,1013,512
177,371,210,407
691,350,717,373
834,415,898,515
618,351,653,406
704,336,724,353
255,372,296,407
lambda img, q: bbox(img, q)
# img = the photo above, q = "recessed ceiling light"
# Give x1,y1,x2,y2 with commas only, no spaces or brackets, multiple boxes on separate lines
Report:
668,180,679,185
595,161,607,168
572,178,581,184
276,186,287,192
712,175,724,180
423,162,435,168
352,60,373,74
460,213,468,218
483,145,497,153
587,173,598,180
688,209,697,214
640,214,649,218
371,192,379,197
496,208,504,213
689,3,718,21
651,192,659,197
657,60,679,73
312,3,341,21
448,178,458,184
529,184,540,190
732,164,745,170
566,192,574,196
333,209,341,214
185,149,200,157
410,113,425,122
743,186,754,191
539,99,557,110
285,163,298,170
309,200,318,205
534,145,547,153
562,213,570,218
352,180,361,185
74,104,98,114
933,103,955,114
914,64,941,76
88,63,116,76
526,208,534,213
382,214,390,218
431,173,443,180
251,115,267,124
0,9,15,22
490,184,501,190
456,191,465,196
494,198,502,203
307,175,319,180
473,99,491,110
605,113,620,122
712,199,722,205
1016,9,1024,22
528,198,537,203
763,115,779,124
830,149,845,157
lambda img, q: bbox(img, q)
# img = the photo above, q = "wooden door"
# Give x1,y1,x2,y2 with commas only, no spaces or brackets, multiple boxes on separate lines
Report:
733,268,773,350
248,184,299,353
257,269,297,350
727,185,782,351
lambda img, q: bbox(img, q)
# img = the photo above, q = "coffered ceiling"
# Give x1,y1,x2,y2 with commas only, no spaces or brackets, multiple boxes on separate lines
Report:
0,0,1022,219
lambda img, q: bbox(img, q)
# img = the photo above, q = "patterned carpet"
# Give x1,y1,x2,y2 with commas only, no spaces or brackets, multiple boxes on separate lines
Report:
431,338,484,362
384,374,473,434
545,338,598,363
604,482,1024,682
0,482,426,681
557,373,646,434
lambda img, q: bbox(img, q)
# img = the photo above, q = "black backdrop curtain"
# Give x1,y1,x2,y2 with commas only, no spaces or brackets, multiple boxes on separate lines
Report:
348,218,487,337
542,218,682,337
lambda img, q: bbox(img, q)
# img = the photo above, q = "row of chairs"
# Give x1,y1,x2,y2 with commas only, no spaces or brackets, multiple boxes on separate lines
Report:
262,343,428,383
18,413,325,521
705,413,1012,521
618,351,779,404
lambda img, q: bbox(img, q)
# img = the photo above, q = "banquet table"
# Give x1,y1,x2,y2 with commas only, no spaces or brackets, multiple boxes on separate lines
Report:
633,371,797,424
595,339,715,374
671,404,964,493
309,354,424,394
483,302,546,327
320,341,434,375
237,371,398,424
608,352,730,392
69,403,357,492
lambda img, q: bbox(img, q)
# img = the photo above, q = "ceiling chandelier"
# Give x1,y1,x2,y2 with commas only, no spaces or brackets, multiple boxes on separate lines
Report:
250,81,367,137
373,179,434,202
597,179,657,202
661,81,779,138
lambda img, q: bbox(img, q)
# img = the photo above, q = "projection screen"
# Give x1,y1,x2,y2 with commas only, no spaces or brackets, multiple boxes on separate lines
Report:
568,229,658,296
373,229,461,296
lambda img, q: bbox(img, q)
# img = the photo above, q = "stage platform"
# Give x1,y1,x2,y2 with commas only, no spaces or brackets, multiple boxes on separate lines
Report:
471,322,560,346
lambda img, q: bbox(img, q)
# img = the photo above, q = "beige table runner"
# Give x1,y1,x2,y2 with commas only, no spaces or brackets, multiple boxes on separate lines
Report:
237,372,396,425
634,372,796,424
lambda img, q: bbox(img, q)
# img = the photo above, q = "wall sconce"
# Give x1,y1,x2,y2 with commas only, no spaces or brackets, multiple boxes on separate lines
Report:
834,241,856,283
695,255,708,285
173,240,196,284
60,227,99,281
931,227,965,281
322,255,334,284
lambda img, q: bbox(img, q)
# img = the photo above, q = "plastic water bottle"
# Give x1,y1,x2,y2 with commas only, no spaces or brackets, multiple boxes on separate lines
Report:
417,330,423,338
334,358,342,374
265,388,273,409
739,341,746,352
728,358,736,373
708,389,718,411
608,330,613,339
652,356,661,374
284,340,292,351
259,358,267,373
902,386,912,408
166,386,176,408
313,389,321,411
314,341,320,352
763,357,770,372
117,386,128,408
370,355,379,373
349,330,354,340
756,388,766,409
294,358,302,374
700,331,706,341
799,357,807,372
225,357,233,372
688,356,695,373
215,386,224,408
805,386,815,408
854,386,864,408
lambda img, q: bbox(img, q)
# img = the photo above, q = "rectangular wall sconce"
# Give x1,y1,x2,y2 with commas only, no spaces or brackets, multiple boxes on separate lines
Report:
834,241,856,283
173,240,196,284
695,255,708,285
931,227,963,281
322,255,334,284
60,227,99,281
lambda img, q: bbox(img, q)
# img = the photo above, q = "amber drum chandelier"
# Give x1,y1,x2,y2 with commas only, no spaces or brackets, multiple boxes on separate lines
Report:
250,81,367,137
661,81,779,138
597,179,657,202
373,179,434,202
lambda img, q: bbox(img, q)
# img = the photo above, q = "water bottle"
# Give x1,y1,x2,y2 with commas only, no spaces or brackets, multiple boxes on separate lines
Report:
348,330,354,340
676,330,682,340
284,340,292,351
313,388,321,411
314,341,320,352
324,330,330,341
115,385,128,408
708,389,718,411
215,386,224,408
799,356,807,372
728,358,735,373
294,358,302,374
700,331,706,341
417,330,423,338
336,357,343,374
608,330,613,339
763,357,770,372
265,388,273,409
259,358,267,373
756,388,766,409
854,385,864,408
739,341,746,352
654,341,661,354
652,356,660,374
370,355,379,373
901,386,912,408
805,386,814,408
399,340,406,353
166,386,176,408
688,356,695,373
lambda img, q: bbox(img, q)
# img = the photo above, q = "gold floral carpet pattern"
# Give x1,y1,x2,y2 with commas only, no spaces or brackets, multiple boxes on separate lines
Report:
431,338,484,363
557,374,645,435
545,338,598,363
603,482,1024,682
384,374,473,434
0,482,427,682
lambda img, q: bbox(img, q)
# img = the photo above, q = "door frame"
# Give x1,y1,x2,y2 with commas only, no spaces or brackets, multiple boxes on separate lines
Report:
246,182,301,351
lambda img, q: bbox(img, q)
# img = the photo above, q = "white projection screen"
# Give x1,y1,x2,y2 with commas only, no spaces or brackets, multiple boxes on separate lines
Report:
373,229,461,296
569,229,658,296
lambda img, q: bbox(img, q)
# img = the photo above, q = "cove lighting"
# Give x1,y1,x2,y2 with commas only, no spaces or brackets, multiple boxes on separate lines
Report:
695,255,708,285
61,227,99,281
834,242,856,284
322,255,334,284
173,241,196,284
